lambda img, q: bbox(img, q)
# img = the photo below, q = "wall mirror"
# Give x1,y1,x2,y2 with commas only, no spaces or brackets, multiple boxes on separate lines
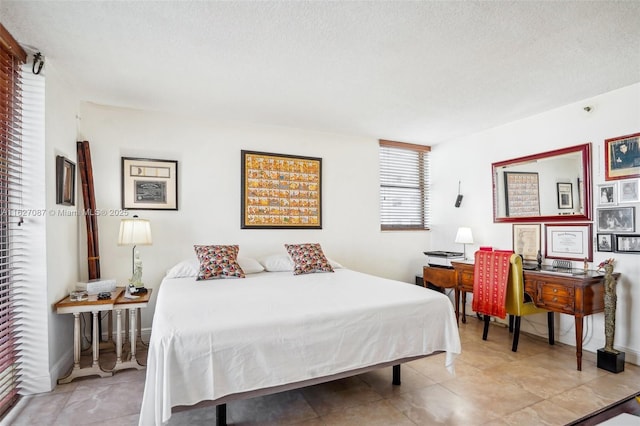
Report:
492,143,592,223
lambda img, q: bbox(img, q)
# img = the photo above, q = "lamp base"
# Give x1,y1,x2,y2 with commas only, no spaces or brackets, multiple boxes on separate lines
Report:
128,284,148,295
597,348,625,373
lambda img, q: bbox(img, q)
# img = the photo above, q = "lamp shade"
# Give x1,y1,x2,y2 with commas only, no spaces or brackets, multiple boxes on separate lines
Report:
455,227,474,244
118,216,152,246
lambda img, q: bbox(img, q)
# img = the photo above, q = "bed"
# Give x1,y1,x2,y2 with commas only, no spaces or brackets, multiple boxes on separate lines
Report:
138,262,461,425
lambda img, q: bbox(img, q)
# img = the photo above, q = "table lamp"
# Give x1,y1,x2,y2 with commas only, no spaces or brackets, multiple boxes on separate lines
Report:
118,215,152,291
455,227,474,260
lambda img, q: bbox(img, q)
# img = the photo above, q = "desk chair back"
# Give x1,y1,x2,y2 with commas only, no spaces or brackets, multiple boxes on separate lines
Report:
505,254,555,351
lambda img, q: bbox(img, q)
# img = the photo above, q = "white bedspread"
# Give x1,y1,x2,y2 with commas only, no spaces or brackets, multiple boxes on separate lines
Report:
139,269,461,425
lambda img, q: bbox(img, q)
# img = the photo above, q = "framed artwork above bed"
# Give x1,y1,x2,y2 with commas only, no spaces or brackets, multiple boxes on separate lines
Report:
122,157,178,210
241,150,322,229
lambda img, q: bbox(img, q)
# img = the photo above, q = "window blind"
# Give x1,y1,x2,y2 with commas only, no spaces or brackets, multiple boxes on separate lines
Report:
379,140,430,231
0,23,26,418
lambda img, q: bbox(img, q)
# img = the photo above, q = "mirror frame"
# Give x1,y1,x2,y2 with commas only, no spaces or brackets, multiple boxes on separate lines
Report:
492,143,592,223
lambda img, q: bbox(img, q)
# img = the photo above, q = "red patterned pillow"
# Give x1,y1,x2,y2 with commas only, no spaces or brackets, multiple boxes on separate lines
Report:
285,243,334,275
193,245,246,280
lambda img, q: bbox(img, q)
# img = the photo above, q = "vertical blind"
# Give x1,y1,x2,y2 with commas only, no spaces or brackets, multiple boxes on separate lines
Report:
0,23,26,417
379,140,431,231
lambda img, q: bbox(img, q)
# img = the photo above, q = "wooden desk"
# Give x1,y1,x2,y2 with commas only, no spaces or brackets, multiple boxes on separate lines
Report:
450,261,619,371
422,265,458,290
55,288,124,384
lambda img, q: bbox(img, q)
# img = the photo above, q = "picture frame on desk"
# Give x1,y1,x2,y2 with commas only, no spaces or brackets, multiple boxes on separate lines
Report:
544,223,593,261
512,223,541,261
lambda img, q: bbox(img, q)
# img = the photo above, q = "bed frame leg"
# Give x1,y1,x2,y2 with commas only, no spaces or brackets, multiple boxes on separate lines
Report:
392,364,401,385
216,404,227,426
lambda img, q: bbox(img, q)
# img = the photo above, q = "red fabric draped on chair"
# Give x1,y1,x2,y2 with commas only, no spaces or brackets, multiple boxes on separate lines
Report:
472,250,513,319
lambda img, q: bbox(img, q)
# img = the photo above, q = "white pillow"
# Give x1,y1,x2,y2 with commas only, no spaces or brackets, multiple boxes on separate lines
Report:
258,254,294,272
165,259,199,278
258,254,344,272
237,257,265,274
166,256,264,278
328,258,343,269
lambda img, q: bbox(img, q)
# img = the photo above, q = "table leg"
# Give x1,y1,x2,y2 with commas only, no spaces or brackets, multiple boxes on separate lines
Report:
92,311,100,367
575,315,583,371
454,289,460,324
107,311,113,343
129,308,137,364
73,313,81,369
115,309,123,365
461,291,468,324
124,311,130,346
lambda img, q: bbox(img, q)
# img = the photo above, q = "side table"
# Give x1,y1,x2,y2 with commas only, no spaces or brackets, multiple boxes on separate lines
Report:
111,289,152,372
55,288,124,384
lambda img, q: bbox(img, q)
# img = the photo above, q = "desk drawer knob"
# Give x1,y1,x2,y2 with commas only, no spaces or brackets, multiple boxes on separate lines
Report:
553,297,558,302
553,288,558,293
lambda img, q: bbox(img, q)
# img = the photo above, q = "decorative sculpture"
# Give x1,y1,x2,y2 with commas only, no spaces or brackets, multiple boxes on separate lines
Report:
129,250,144,289
600,258,617,353
597,258,625,373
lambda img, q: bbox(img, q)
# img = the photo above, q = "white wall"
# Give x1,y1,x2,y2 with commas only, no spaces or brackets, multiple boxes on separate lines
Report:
44,63,82,387
76,104,433,330
430,83,640,363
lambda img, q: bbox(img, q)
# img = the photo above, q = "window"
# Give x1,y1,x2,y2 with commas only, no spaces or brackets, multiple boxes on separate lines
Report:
0,23,26,417
379,139,430,231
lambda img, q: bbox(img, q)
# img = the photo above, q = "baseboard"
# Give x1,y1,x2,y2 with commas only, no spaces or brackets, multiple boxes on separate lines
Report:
48,346,74,392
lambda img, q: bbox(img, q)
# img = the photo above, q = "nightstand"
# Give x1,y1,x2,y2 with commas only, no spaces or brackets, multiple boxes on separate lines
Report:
55,288,124,384
111,289,152,372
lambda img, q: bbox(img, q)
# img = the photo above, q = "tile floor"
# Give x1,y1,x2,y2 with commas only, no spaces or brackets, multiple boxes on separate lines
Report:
6,317,640,425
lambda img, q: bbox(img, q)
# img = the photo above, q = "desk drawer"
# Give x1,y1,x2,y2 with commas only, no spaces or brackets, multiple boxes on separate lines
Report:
423,266,457,288
458,270,475,292
536,282,574,313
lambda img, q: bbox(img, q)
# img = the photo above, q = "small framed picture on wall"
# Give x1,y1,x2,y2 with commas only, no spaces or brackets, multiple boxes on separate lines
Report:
596,207,635,232
614,234,640,253
56,155,76,206
596,233,613,252
597,183,617,206
618,179,640,204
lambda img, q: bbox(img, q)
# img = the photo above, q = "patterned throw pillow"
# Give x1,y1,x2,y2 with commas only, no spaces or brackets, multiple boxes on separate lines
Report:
193,245,246,280
285,243,334,275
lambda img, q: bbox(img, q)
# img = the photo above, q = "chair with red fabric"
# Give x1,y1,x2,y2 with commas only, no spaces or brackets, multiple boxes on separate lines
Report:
472,250,512,341
473,251,554,351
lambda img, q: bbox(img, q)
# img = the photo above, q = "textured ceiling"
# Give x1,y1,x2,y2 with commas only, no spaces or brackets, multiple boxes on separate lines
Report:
1,1,639,144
